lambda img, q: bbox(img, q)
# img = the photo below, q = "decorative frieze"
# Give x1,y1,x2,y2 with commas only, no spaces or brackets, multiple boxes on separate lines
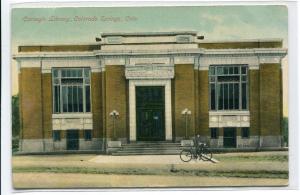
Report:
197,48,287,70
258,56,282,64
199,55,259,70
104,58,125,65
14,45,287,73
129,57,170,65
125,65,174,79
19,59,41,68
42,58,100,73
174,56,195,64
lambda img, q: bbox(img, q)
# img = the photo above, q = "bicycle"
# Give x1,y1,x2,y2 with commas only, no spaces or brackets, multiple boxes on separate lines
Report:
180,142,212,162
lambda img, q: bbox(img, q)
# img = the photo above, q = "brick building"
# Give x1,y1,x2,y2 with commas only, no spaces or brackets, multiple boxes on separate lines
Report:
14,31,287,153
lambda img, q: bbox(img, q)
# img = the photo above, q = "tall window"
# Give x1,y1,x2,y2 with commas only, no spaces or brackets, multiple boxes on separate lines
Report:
53,68,91,113
209,65,248,111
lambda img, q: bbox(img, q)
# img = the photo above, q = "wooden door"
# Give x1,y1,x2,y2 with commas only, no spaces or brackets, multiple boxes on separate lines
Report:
136,86,165,141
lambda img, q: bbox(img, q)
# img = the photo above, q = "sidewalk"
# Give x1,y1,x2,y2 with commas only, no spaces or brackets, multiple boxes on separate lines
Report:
89,155,213,164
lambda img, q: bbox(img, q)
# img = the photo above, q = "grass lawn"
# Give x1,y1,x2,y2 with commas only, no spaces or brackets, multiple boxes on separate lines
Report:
12,151,289,188
13,173,288,188
214,151,288,162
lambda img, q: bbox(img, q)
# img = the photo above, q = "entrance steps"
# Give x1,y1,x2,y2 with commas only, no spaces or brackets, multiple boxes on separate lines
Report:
111,141,182,155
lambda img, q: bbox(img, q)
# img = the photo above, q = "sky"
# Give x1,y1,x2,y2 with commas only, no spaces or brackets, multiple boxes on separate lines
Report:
11,5,288,116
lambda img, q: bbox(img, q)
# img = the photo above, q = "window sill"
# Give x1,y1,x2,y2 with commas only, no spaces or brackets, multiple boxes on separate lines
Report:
52,113,92,119
209,110,249,116
52,113,93,130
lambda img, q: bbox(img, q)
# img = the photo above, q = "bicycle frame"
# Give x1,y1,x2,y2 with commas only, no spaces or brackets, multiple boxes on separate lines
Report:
190,144,207,158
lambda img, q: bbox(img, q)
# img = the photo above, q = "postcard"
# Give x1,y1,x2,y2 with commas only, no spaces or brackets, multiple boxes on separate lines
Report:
11,4,289,189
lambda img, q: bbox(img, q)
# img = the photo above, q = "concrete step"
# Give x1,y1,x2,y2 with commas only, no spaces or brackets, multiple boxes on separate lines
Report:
119,149,181,152
112,141,183,155
112,151,181,156
119,147,181,150
118,149,182,152
124,141,176,144
122,143,180,146
121,146,181,149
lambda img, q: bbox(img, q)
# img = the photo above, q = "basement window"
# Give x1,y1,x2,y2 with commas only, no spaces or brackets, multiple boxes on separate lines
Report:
84,130,92,141
53,130,61,142
210,128,219,139
241,127,250,138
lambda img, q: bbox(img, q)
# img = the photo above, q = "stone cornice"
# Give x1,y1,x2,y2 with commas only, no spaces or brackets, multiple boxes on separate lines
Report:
13,52,95,59
13,48,287,58
14,48,287,71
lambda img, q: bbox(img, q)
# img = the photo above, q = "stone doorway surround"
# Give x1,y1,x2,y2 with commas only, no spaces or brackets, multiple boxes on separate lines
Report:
125,57,175,142
129,79,172,141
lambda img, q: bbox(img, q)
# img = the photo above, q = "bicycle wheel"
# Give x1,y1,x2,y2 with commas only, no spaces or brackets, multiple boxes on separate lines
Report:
180,150,193,162
200,148,212,161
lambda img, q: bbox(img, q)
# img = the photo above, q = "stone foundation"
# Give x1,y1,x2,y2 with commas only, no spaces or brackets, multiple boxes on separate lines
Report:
19,135,283,153
260,136,282,147
237,136,260,148
19,138,104,153
210,136,224,148
79,138,103,150
203,135,277,148
20,139,44,153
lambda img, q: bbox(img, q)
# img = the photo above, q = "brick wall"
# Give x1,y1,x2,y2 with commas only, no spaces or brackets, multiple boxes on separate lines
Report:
194,70,199,135
174,64,195,139
91,72,103,139
198,70,209,136
259,64,282,136
19,68,43,139
249,69,260,136
42,73,52,139
105,66,127,140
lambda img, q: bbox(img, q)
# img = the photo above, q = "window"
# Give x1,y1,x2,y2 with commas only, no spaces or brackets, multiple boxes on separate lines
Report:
210,128,218,139
53,130,61,141
241,127,250,138
84,130,92,141
53,68,91,113
209,65,248,111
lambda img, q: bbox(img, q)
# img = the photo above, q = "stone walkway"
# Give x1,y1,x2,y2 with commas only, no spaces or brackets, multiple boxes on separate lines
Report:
89,155,216,164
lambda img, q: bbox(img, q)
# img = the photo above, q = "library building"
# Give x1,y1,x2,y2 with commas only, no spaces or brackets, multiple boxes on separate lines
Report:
14,31,287,154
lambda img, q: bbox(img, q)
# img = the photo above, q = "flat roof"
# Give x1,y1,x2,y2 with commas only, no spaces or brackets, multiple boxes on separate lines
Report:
16,32,284,52
101,31,198,37
198,38,283,43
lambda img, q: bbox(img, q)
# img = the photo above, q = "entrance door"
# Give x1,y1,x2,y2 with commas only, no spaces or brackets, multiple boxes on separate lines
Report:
67,130,79,150
136,86,165,141
223,128,237,148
